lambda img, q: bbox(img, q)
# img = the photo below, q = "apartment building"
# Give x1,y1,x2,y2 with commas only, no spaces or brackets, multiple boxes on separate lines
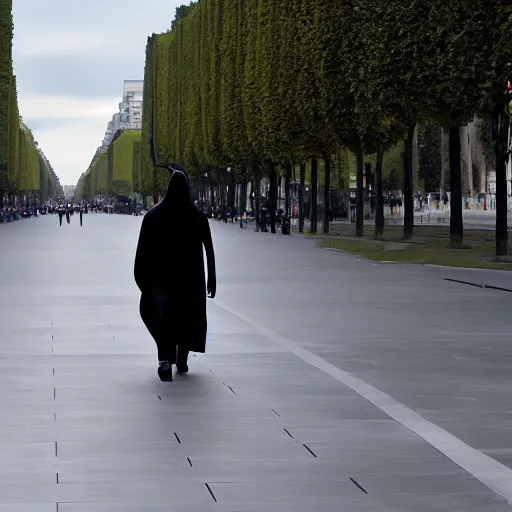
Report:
100,80,144,148
63,185,76,200
119,80,143,130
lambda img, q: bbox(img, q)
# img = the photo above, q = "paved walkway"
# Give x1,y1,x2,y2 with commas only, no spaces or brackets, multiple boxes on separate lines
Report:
1,214,511,510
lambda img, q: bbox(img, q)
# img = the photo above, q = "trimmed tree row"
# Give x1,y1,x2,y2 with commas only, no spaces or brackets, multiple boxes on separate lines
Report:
75,129,141,201
76,1,511,257
135,0,510,254
0,0,63,205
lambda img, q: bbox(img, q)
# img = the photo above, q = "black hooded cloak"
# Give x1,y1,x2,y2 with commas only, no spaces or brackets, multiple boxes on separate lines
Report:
134,171,216,353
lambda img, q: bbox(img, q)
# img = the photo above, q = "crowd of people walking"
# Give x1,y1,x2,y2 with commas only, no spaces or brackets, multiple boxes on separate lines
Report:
0,200,126,226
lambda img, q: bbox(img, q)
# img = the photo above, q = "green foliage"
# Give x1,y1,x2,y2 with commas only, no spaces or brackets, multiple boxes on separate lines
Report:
0,0,12,73
132,141,141,193
418,125,442,193
112,129,140,194
39,155,49,201
360,0,509,131
0,74,9,188
107,142,114,195
0,0,61,199
382,144,403,189
140,35,167,199
18,123,40,191
219,0,249,165
153,33,174,165
75,173,85,199
140,36,156,198
0,0,13,192
7,74,19,190
77,131,141,200
171,3,196,31
477,115,496,170
93,0,511,218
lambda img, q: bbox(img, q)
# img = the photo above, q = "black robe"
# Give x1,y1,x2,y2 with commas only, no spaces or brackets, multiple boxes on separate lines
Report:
134,173,216,353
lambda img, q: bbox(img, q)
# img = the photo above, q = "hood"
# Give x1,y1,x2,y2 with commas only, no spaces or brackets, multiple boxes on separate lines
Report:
164,170,192,208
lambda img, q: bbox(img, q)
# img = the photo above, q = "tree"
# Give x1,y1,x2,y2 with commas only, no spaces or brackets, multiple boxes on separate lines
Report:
423,1,509,247
418,125,442,193
140,35,166,202
482,2,512,257
7,74,19,196
319,0,410,238
0,0,13,202
292,0,339,234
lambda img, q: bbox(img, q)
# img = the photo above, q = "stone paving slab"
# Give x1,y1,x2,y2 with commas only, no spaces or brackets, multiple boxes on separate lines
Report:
213,221,512,474
1,215,512,510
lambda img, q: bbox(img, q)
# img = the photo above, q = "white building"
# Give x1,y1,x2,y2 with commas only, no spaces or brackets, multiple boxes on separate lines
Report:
100,80,143,148
119,80,143,130
63,185,76,200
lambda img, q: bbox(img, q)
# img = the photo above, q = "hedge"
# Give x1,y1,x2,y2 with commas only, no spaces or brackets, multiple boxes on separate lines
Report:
75,130,141,200
0,0,62,201
18,125,40,191
112,129,141,191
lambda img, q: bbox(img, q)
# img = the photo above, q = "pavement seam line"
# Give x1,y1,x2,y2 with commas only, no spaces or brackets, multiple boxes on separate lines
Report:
444,277,484,288
213,299,512,506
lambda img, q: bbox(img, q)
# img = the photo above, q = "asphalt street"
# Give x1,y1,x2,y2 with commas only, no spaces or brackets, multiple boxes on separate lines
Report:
0,212,511,511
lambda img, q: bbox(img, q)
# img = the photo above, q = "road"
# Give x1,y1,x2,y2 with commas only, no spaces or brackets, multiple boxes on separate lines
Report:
0,213,511,511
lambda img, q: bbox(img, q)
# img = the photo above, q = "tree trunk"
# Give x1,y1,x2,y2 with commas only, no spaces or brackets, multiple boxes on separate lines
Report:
374,148,385,239
253,162,260,232
493,105,510,257
355,143,364,237
441,128,449,192
228,169,236,212
310,157,318,234
284,164,291,217
240,180,247,215
299,162,305,234
403,124,416,239
208,175,214,208
461,123,473,197
495,150,508,256
323,155,331,234
269,162,278,234
449,126,464,246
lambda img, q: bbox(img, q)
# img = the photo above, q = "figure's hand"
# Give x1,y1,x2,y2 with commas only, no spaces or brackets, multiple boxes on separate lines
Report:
207,277,216,299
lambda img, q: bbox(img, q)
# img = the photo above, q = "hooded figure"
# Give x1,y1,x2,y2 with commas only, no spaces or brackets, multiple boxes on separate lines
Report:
134,170,216,381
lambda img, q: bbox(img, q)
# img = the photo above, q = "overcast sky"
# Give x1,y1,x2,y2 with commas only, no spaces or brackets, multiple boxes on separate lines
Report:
13,0,183,186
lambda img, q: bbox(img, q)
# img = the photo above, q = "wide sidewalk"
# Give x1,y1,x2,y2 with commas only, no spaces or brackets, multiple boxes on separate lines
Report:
0,214,511,511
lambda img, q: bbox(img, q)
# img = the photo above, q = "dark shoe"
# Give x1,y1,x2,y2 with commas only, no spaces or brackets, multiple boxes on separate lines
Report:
158,361,173,381
176,363,188,374
176,351,189,374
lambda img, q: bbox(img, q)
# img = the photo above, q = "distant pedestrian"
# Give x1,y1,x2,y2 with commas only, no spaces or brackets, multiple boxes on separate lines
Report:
134,170,216,382
79,206,84,226
58,204,65,226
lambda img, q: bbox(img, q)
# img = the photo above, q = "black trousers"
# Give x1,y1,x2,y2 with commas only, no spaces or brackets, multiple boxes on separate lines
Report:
58,213,63,226
80,211,83,226
140,293,189,364
66,211,70,223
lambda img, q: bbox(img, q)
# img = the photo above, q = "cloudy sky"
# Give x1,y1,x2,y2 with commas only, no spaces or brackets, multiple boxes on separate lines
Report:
13,0,183,186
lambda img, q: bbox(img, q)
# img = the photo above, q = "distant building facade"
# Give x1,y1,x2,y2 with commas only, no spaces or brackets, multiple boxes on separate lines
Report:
119,80,143,130
100,80,143,148
63,185,76,200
